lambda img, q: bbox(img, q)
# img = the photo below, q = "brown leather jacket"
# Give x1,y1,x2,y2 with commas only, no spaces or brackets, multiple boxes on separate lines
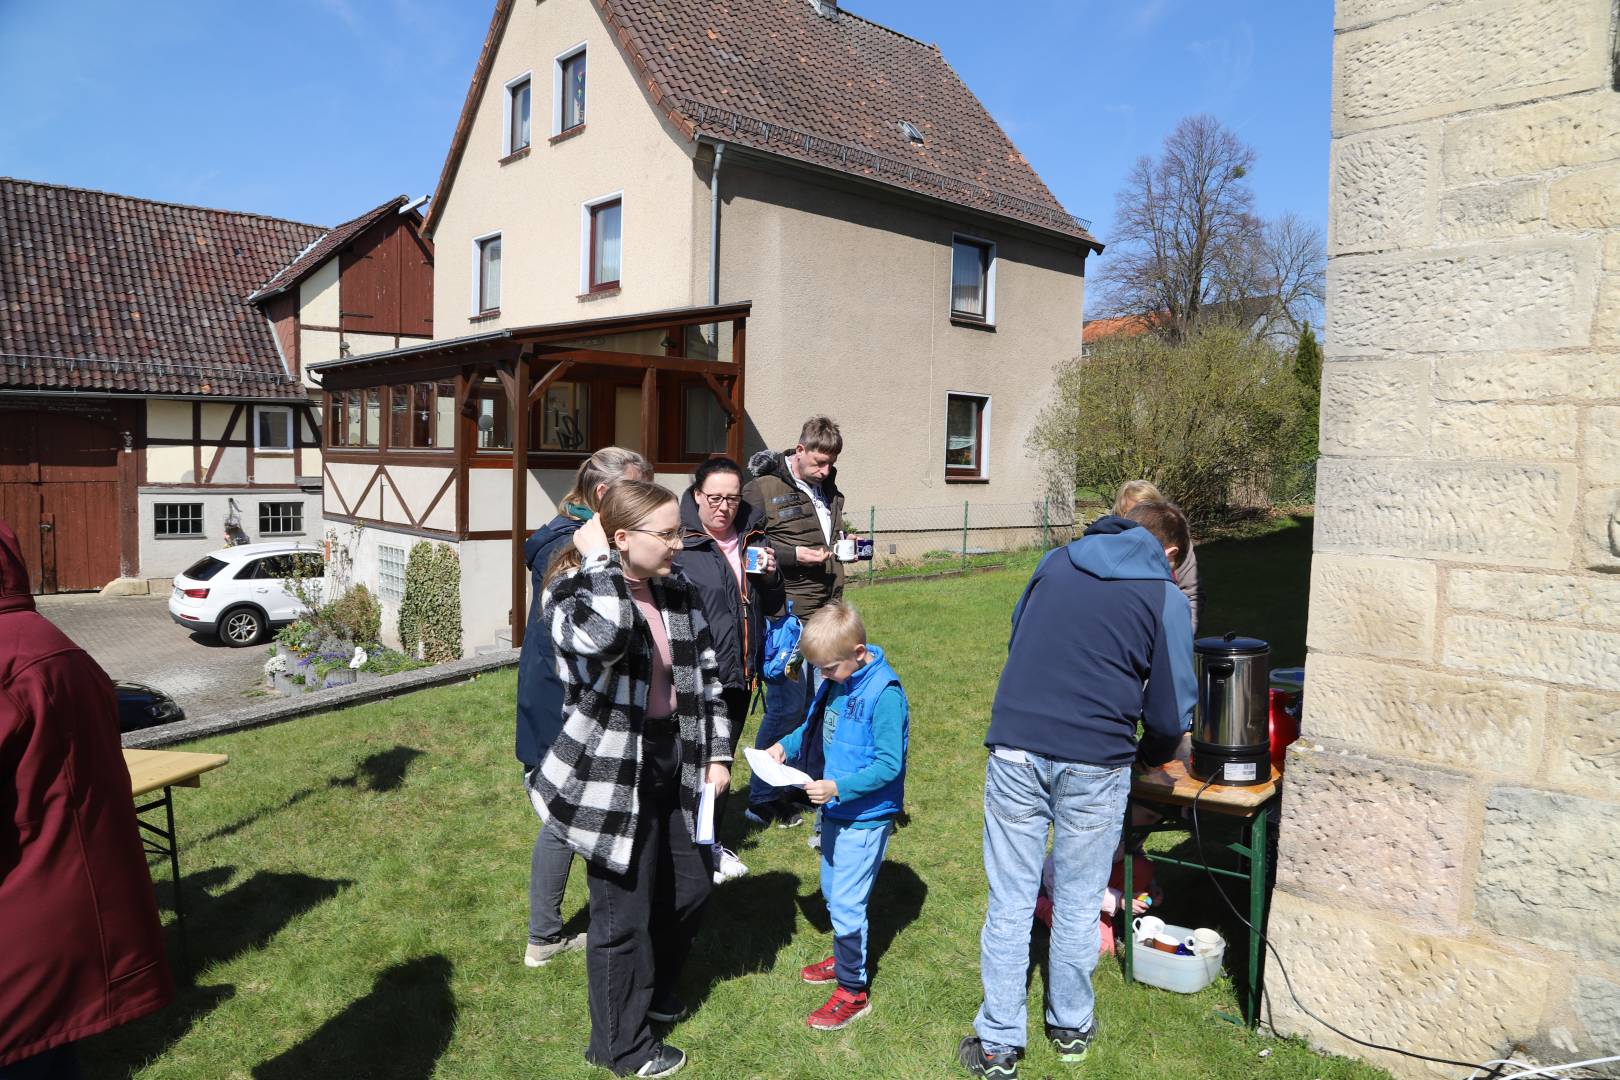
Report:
742,449,846,619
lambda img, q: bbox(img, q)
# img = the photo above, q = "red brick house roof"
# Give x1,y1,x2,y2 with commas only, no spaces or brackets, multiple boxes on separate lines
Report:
248,194,412,303
0,178,325,399
424,0,1100,249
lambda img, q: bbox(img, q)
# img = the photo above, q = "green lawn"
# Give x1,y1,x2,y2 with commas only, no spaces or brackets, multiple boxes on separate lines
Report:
85,513,1379,1079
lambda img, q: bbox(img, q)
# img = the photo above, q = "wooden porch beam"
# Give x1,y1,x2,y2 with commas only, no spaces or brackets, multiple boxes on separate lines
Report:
727,317,747,464
701,372,740,421
640,366,659,468
508,347,532,650
528,360,575,406
534,345,736,376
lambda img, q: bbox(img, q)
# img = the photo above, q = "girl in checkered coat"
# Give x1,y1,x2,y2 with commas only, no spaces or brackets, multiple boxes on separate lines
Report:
538,479,732,1079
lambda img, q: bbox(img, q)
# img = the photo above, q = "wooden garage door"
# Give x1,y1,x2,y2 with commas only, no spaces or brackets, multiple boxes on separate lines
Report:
0,411,122,593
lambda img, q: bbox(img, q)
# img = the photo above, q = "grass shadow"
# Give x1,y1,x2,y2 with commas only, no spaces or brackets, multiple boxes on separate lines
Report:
683,869,801,1010
251,955,456,1080
196,746,425,844
80,868,353,1077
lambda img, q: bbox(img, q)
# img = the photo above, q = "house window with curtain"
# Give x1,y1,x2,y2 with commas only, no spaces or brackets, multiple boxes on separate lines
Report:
683,384,728,457
471,377,511,450
946,393,989,479
559,47,587,132
589,199,621,291
535,382,590,451
362,389,381,448
950,236,995,323
507,75,531,153
344,389,363,447
476,233,502,313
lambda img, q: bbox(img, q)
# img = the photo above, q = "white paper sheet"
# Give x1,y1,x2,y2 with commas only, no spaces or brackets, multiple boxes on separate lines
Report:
695,782,717,845
743,746,813,789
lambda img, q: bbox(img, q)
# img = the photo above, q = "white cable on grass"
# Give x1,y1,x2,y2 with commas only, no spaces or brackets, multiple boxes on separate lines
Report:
1491,1054,1620,1079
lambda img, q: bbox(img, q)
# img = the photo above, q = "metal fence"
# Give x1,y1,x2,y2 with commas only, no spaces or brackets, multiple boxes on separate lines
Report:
850,498,1078,581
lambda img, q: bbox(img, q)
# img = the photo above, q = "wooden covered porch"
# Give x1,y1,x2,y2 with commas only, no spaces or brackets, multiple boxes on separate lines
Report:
309,302,750,648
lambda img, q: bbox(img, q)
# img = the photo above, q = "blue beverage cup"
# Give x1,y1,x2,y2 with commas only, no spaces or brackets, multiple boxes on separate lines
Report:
744,546,768,573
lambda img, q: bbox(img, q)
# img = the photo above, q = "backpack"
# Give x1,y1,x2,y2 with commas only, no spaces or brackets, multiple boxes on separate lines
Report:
761,601,804,683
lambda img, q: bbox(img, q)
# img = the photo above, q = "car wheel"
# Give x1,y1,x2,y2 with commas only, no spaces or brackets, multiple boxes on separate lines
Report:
220,606,266,647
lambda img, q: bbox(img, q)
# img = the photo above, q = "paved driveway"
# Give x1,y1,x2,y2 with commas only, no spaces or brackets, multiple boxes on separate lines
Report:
36,592,274,721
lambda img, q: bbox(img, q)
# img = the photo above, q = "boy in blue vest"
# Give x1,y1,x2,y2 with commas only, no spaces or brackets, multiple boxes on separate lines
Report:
764,599,909,1031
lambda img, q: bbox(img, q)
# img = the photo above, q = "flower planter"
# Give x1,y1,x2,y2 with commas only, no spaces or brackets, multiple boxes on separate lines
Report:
272,671,293,695
323,668,358,689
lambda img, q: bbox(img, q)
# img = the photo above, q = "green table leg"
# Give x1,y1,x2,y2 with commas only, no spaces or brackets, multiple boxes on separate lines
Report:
1246,805,1268,1025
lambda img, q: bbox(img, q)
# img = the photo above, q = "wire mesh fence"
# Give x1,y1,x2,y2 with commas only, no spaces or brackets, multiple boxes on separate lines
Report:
848,498,1078,582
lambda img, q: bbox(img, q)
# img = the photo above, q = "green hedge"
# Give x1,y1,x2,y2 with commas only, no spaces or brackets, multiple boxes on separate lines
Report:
398,542,462,663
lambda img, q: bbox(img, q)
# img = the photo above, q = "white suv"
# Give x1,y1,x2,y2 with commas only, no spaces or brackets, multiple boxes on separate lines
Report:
168,543,326,647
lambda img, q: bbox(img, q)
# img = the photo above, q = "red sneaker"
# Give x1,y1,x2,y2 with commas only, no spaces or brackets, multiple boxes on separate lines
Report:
801,956,837,984
807,987,871,1030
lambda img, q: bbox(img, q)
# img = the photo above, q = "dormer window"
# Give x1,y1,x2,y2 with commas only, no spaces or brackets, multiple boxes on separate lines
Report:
900,120,924,144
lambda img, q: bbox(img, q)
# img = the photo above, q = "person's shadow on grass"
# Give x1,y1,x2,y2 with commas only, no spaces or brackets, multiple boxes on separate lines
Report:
196,745,425,844
77,867,353,1078
251,955,456,1080
793,859,927,985
681,869,801,1011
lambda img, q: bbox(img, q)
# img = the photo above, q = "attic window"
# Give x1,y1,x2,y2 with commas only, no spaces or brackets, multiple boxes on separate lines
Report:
900,121,924,144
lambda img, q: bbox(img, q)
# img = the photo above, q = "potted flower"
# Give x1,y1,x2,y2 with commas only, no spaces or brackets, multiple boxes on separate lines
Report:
264,652,291,695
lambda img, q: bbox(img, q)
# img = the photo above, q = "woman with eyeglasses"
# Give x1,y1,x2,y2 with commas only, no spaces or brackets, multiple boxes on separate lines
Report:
538,479,732,1079
672,457,783,885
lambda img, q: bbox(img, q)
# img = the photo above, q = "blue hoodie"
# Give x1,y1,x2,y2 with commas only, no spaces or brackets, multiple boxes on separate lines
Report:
985,516,1195,769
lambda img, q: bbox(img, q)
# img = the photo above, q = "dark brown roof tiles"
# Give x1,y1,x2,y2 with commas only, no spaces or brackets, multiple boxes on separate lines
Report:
0,178,326,399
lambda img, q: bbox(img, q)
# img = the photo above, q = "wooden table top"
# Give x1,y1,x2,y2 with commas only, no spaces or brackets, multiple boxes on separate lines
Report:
1132,741,1280,817
124,748,230,798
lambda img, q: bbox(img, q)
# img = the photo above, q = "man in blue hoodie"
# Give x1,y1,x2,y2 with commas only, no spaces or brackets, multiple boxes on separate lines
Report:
958,500,1196,1079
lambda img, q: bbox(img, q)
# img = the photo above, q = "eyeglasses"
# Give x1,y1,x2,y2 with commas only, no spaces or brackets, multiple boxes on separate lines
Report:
628,527,683,546
699,493,742,508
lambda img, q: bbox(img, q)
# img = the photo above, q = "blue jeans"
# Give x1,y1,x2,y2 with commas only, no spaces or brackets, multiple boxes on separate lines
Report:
974,751,1128,1053
749,670,820,806
821,817,894,991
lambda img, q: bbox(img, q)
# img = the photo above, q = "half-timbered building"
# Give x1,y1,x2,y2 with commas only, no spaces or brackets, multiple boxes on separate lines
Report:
0,179,431,591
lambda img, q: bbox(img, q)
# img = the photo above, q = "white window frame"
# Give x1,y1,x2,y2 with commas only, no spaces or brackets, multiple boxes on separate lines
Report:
552,41,588,136
471,230,502,314
950,232,998,326
254,405,294,451
944,391,992,480
580,191,624,293
502,70,533,156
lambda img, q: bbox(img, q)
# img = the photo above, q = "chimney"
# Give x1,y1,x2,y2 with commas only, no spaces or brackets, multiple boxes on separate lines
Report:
809,0,838,17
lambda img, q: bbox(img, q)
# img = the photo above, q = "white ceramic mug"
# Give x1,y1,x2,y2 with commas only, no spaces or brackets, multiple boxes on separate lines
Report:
1187,927,1223,956
833,537,857,562
1132,915,1165,941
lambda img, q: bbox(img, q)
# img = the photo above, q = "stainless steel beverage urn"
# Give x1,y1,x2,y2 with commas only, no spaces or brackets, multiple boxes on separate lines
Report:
1190,633,1271,786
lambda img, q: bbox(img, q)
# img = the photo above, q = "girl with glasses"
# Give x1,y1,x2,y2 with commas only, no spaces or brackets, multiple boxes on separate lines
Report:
537,480,733,1078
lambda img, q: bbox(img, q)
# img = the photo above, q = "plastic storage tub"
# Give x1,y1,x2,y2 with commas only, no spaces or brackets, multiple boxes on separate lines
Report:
1130,923,1225,994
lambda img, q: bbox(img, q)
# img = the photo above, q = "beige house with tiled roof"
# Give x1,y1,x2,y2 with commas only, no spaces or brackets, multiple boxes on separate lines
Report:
0,179,431,592
311,0,1100,650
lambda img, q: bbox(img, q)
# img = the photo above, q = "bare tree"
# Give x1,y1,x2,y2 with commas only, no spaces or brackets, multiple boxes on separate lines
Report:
1100,115,1323,342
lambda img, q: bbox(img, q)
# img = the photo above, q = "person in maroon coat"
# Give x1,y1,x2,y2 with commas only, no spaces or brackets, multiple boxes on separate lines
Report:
0,520,172,1077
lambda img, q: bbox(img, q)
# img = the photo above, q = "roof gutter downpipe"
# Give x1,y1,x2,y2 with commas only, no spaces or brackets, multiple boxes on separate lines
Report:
708,142,725,345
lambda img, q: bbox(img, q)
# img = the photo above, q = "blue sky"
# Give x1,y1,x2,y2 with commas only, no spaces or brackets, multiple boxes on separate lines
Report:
0,0,1330,293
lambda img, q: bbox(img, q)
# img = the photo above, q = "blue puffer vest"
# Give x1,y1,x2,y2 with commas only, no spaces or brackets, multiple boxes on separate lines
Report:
799,646,908,824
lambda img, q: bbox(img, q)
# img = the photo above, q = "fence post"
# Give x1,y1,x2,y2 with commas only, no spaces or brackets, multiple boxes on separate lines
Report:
961,501,970,567
1040,495,1050,551
868,504,876,584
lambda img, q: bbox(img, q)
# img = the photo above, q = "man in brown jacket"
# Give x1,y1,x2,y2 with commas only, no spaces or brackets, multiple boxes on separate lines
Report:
0,520,172,1077
741,416,848,828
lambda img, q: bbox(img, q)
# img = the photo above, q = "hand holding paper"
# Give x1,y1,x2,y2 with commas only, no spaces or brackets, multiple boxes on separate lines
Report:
743,746,813,789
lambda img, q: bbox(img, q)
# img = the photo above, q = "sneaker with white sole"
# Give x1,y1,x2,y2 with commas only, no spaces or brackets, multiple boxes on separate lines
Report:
632,1043,686,1077
524,932,586,967
711,844,748,884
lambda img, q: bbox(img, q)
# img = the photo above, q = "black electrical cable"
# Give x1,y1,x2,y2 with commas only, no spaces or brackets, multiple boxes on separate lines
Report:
1188,774,1491,1072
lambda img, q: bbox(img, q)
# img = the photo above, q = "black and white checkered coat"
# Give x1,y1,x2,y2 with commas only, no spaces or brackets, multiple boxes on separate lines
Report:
537,551,731,875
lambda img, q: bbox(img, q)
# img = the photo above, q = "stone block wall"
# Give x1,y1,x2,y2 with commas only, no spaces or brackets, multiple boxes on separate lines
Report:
1275,1,1620,1074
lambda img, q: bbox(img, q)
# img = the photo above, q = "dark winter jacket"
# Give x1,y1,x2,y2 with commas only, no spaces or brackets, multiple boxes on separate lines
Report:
986,516,1196,770
0,520,173,1066
515,513,583,768
741,449,847,618
672,490,784,691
